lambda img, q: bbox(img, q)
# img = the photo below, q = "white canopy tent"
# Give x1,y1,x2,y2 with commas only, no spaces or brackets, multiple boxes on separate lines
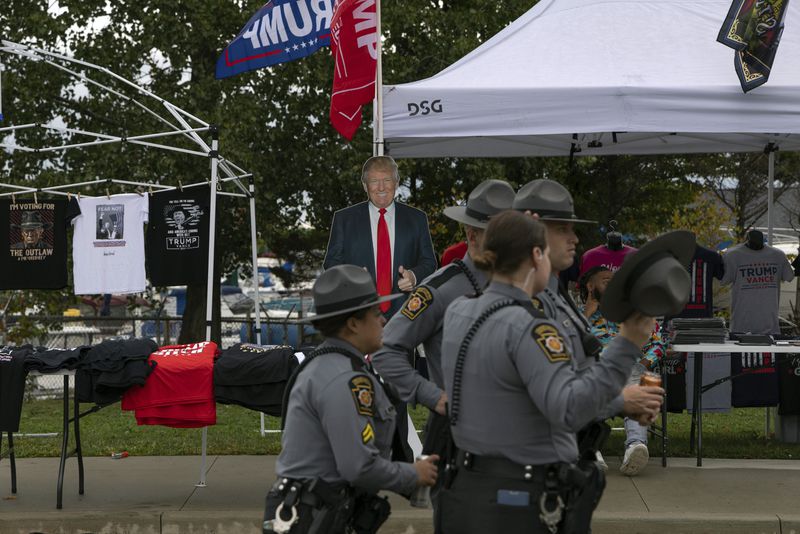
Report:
382,0,800,158
381,0,800,240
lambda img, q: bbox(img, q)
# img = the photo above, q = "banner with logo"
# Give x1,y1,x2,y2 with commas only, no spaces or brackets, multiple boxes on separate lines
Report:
216,0,333,79
717,0,789,92
329,0,378,140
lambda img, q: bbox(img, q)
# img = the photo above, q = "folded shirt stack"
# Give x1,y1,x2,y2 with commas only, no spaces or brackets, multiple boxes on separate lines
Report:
670,317,729,344
214,343,299,417
76,338,157,406
122,341,218,428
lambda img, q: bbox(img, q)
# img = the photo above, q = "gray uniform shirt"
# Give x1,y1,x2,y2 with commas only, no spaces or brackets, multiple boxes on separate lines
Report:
372,254,487,409
276,338,418,495
537,274,625,417
721,243,794,334
442,282,641,465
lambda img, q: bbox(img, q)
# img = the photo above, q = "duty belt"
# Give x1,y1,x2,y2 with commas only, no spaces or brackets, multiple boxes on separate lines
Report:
456,451,560,481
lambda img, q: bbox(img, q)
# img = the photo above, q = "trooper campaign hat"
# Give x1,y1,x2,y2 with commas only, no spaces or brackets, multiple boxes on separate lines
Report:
443,179,515,229
305,264,404,322
512,179,596,224
600,230,696,322
12,211,52,230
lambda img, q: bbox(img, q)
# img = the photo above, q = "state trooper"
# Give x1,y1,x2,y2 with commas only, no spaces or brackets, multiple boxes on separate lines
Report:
264,265,438,534
371,179,515,476
438,212,687,533
513,179,665,468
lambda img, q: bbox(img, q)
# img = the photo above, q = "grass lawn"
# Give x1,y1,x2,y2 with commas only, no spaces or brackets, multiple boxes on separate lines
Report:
8,399,800,460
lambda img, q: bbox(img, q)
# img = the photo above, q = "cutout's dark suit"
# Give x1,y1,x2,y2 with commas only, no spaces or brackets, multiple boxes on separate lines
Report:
323,201,437,317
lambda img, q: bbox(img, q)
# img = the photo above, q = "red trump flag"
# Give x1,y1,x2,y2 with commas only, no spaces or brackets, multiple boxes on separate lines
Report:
329,0,378,140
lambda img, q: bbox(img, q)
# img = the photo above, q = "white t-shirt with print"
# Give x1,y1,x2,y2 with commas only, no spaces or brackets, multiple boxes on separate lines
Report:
72,194,149,294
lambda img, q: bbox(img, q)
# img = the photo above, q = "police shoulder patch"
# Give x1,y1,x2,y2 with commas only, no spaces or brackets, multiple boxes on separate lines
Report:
532,324,570,363
362,422,375,444
401,286,433,321
349,375,375,416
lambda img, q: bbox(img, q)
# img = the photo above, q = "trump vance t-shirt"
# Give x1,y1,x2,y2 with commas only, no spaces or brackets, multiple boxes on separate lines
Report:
722,243,794,334
0,198,80,289
71,193,149,295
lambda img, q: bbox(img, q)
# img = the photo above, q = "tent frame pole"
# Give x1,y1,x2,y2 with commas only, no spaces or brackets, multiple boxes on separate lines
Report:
198,127,220,487
373,0,384,157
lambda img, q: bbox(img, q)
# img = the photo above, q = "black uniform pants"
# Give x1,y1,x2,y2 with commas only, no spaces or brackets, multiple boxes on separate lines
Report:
438,462,604,534
439,467,552,534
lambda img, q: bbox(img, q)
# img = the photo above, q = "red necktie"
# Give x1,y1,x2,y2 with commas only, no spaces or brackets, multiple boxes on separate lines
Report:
376,208,392,312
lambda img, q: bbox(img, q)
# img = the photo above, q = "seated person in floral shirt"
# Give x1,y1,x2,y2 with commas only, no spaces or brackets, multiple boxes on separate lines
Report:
580,266,666,477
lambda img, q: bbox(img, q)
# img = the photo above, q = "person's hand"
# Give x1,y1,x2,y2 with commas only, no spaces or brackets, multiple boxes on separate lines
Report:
434,392,447,416
398,266,416,292
619,312,656,348
633,411,659,426
583,295,600,318
621,384,664,419
522,210,541,221
414,455,439,487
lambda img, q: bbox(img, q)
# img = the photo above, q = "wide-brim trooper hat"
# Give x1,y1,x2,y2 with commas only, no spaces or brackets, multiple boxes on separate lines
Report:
304,265,404,322
512,179,596,224
443,179,515,229
600,230,696,322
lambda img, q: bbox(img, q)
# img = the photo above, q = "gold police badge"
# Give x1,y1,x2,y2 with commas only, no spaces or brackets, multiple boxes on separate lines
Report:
401,287,433,321
532,324,570,363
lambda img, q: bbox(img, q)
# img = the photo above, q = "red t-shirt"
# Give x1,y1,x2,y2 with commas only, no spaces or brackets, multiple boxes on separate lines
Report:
122,341,218,411
441,241,468,266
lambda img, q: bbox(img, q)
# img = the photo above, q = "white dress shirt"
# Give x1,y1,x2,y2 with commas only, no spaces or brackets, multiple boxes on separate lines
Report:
368,201,395,274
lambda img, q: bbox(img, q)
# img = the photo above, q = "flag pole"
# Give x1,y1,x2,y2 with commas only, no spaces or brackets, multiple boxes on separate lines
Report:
373,0,384,157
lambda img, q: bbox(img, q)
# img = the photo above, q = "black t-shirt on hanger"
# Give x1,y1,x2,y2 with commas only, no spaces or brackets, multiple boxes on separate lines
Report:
671,245,725,319
146,186,211,286
0,198,80,289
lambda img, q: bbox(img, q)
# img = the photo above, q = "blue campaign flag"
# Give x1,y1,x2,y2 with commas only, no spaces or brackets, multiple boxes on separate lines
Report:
216,0,333,79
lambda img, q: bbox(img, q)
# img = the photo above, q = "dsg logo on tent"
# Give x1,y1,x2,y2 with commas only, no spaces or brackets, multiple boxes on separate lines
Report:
408,100,443,116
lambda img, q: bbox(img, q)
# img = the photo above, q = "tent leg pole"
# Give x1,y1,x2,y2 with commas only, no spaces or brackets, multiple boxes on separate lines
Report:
249,177,262,346
198,127,219,488
767,150,775,244
766,149,775,440
248,177,267,438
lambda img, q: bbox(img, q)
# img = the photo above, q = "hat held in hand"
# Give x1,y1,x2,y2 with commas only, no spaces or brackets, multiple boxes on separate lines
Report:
306,264,404,322
600,230,696,322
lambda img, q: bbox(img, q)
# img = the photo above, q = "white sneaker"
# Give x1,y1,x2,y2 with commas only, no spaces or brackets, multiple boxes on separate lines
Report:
620,442,649,476
595,450,608,472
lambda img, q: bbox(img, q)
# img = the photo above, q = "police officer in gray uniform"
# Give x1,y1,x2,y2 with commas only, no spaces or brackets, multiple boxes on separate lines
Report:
439,212,684,533
514,180,666,460
371,179,515,413
264,265,438,534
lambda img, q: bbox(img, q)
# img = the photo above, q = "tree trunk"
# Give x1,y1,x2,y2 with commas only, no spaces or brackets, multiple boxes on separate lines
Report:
178,225,222,345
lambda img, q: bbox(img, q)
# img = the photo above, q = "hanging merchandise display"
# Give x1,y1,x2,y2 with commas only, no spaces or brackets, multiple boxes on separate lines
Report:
0,197,80,289
579,243,637,277
721,238,795,334
71,193,149,295
145,186,210,286
670,245,725,319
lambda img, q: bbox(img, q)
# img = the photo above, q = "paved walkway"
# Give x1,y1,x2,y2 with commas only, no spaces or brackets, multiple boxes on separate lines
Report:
1,454,799,533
